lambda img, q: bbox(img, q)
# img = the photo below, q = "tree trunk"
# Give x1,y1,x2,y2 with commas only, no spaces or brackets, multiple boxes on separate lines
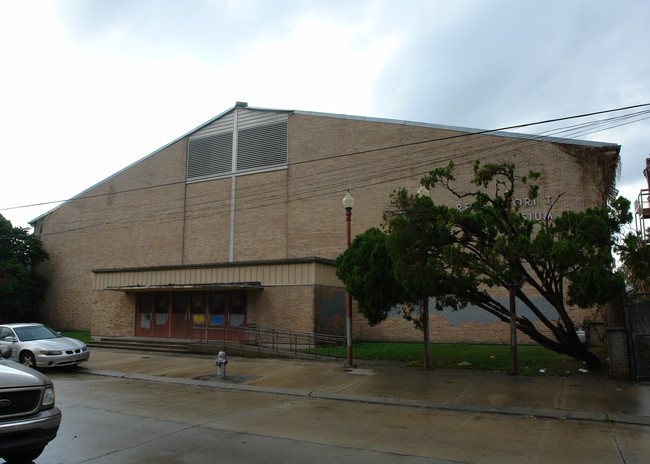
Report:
423,298,430,369
530,331,602,370
564,342,602,370
506,314,603,370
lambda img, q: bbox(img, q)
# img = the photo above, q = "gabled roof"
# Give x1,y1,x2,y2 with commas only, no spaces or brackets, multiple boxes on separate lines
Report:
30,103,620,225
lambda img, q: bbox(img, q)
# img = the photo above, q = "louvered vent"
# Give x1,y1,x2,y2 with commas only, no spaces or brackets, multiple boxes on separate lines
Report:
187,132,233,180
237,121,288,171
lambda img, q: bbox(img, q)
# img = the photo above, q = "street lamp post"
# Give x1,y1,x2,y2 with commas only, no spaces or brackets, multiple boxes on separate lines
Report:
342,190,355,368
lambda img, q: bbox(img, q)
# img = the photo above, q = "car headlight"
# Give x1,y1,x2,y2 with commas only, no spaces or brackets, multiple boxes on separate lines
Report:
42,386,55,408
40,350,63,355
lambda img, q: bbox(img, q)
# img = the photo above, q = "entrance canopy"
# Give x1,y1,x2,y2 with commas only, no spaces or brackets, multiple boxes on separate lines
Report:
92,257,341,291
103,282,263,292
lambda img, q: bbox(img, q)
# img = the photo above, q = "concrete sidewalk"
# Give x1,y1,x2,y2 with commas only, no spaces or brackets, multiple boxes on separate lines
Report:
77,348,650,426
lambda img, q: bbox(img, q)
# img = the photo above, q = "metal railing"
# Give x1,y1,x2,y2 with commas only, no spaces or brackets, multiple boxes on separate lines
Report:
189,324,347,360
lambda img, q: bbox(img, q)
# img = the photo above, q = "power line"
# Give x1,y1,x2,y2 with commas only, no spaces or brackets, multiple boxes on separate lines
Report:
3,103,646,213
32,108,646,235
3,103,648,235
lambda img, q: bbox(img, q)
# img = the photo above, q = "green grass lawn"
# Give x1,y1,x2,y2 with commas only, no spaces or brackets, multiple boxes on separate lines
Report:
65,329,599,377
319,342,601,377
60,331,92,344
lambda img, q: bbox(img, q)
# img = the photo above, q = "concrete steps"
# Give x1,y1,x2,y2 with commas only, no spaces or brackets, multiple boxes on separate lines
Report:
88,335,346,361
88,337,191,354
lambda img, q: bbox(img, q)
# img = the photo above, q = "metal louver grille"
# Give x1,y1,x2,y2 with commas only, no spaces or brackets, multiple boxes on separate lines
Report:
187,132,233,180
0,389,41,417
237,121,288,171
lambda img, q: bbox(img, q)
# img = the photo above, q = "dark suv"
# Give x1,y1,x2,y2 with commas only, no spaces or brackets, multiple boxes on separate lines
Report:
0,346,61,463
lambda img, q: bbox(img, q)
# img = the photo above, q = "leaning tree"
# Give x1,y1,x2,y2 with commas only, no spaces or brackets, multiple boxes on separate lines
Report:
336,160,630,370
389,160,629,369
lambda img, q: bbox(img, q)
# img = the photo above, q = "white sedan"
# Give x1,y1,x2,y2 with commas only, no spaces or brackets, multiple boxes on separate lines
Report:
0,323,89,368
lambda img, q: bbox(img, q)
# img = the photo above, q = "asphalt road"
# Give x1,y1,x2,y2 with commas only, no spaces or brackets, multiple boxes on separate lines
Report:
28,370,650,463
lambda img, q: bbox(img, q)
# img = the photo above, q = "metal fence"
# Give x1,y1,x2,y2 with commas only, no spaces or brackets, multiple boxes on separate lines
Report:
626,294,650,379
189,324,347,360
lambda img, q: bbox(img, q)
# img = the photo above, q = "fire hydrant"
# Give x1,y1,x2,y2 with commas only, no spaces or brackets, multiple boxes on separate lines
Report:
216,351,228,380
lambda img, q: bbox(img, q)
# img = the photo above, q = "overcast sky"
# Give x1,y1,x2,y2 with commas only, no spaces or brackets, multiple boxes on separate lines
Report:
1,0,649,229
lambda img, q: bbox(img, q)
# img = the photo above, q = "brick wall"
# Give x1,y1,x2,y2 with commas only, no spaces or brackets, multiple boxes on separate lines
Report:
91,291,136,337
37,139,188,331
607,328,631,378
247,286,315,332
33,110,618,347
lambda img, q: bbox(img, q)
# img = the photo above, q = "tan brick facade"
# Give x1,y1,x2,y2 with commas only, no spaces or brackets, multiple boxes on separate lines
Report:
32,106,620,346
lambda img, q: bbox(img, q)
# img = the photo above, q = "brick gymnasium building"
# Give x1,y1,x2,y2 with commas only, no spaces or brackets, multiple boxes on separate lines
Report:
31,103,620,345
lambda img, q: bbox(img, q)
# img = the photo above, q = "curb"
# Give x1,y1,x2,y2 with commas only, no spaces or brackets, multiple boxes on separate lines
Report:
79,368,650,427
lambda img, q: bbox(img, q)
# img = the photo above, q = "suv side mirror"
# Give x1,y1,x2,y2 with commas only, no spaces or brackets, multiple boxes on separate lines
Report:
1,345,12,359
4,336,16,343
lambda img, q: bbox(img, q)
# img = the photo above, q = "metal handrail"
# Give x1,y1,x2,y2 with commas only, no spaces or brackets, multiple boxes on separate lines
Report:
189,324,347,360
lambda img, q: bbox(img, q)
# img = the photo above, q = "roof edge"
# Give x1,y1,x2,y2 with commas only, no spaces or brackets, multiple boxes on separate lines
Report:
92,256,336,274
292,110,620,149
30,105,243,225
31,104,621,224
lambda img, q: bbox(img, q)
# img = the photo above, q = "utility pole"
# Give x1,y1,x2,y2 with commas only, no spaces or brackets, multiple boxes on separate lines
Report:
506,192,518,375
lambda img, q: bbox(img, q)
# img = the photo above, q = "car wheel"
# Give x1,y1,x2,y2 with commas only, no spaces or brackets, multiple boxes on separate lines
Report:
19,350,36,368
2,447,44,463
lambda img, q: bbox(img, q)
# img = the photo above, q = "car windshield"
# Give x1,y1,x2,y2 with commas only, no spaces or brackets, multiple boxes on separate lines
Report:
13,325,60,342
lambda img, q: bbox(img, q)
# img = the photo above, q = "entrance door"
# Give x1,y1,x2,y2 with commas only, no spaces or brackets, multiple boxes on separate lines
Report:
152,294,170,338
134,291,247,340
135,294,153,337
229,293,246,327
170,293,189,339
189,293,207,340
208,294,226,340
205,292,246,340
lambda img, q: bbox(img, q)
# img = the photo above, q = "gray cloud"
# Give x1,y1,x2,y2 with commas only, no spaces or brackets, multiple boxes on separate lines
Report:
54,0,375,62
367,0,650,183
2,0,648,229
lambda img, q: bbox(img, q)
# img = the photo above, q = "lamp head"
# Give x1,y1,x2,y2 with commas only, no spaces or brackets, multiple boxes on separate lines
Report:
342,190,354,210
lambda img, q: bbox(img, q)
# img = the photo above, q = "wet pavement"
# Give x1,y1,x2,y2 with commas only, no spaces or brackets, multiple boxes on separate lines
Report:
78,348,650,426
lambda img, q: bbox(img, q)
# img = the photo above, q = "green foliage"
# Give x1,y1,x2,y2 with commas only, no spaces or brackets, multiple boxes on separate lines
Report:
386,190,458,305
617,226,650,292
0,214,49,322
334,228,407,325
335,160,631,370
419,161,628,369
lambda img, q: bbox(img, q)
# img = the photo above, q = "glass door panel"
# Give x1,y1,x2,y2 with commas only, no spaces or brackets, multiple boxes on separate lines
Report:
191,293,206,324
136,294,152,336
229,293,246,327
153,294,170,337
210,294,226,325
208,294,226,341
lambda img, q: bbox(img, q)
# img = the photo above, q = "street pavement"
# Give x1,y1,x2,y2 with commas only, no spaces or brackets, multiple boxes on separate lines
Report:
78,348,650,426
